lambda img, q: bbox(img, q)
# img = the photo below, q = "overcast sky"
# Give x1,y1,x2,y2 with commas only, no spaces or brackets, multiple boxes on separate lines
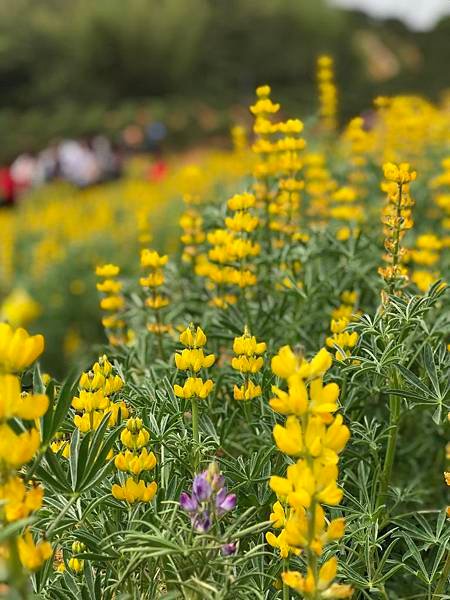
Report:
330,0,450,30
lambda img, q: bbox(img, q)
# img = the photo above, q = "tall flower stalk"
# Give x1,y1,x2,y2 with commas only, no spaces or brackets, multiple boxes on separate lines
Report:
268,346,352,599
174,324,215,469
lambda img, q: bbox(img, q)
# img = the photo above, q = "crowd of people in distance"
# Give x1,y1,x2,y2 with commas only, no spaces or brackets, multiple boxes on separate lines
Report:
0,136,122,207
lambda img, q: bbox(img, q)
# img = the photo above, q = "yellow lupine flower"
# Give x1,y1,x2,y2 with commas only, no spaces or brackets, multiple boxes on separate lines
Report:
17,530,52,571
0,476,43,522
174,348,215,372
0,374,48,421
114,448,157,476
96,279,123,294
265,528,301,559
0,323,44,373
95,264,120,277
233,381,261,400
233,334,266,357
140,249,168,269
68,557,84,573
0,425,41,467
173,377,214,399
179,325,207,348
111,477,157,503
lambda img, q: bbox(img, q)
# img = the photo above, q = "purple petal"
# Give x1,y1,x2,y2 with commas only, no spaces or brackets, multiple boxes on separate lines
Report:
217,493,236,514
180,492,198,513
192,512,212,533
215,487,227,506
193,474,212,502
221,542,237,556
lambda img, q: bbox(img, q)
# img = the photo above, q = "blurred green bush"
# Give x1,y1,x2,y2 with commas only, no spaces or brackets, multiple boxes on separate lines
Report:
1,0,449,161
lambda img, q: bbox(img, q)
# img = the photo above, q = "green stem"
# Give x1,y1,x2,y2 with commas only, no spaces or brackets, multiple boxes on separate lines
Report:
191,397,199,471
377,384,401,512
434,551,450,597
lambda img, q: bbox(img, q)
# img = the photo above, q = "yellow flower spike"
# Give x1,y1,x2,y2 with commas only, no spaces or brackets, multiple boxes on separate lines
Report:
17,530,52,571
0,323,44,373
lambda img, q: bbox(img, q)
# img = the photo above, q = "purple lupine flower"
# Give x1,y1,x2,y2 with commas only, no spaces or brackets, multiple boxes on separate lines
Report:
192,512,212,533
179,492,198,513
221,542,237,556
216,488,237,515
192,473,212,502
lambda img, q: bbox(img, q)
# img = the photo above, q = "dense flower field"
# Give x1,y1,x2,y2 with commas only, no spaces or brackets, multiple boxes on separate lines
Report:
1,58,449,599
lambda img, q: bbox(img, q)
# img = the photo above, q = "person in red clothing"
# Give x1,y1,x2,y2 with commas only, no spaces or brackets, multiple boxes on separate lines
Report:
0,165,16,207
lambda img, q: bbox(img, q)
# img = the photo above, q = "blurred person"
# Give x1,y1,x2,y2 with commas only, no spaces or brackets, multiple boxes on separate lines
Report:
92,135,121,181
58,139,100,187
0,164,15,207
10,152,37,195
33,144,59,186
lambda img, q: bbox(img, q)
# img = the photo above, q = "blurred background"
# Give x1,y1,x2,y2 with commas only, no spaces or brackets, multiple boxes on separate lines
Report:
0,0,449,162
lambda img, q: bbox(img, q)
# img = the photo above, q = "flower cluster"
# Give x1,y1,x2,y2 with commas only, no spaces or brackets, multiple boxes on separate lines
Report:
431,157,450,232
342,116,373,198
410,233,443,292
379,162,416,290
196,193,260,307
316,55,337,132
140,248,171,335
231,327,266,400
112,417,158,503
179,462,236,534
0,323,52,572
326,291,359,361
304,152,337,222
329,186,362,241
173,325,215,400
72,354,128,433
268,345,352,599
95,263,126,345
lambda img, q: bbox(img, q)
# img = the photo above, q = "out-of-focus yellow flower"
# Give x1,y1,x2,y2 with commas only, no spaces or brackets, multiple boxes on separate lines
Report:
1,289,41,327
17,530,52,571
0,374,48,421
0,323,44,373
